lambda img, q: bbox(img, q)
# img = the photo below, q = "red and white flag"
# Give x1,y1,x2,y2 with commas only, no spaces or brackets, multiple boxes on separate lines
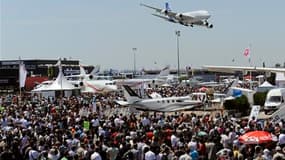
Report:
243,48,250,57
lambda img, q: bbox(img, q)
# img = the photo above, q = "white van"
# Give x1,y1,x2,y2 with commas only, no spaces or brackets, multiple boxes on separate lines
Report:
264,88,285,114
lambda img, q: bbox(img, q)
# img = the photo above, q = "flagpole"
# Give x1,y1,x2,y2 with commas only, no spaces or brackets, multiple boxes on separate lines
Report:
18,58,22,105
249,43,252,90
19,59,21,103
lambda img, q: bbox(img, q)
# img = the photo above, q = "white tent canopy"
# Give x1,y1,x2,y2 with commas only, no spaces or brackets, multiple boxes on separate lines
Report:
32,59,76,92
256,81,275,92
46,71,76,90
259,81,274,87
32,71,76,91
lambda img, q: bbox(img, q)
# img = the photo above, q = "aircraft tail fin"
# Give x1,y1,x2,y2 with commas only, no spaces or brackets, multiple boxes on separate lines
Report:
158,65,170,77
90,65,100,75
79,65,87,77
225,78,239,96
165,2,171,11
122,85,142,104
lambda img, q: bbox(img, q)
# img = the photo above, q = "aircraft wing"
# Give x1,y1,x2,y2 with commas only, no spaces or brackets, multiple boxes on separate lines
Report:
191,20,204,26
66,75,82,78
162,102,203,112
151,14,177,23
204,65,285,73
140,3,163,12
140,3,177,17
115,100,130,106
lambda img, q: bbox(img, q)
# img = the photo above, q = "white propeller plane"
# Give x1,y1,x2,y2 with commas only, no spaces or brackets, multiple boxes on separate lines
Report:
116,85,203,112
141,2,213,28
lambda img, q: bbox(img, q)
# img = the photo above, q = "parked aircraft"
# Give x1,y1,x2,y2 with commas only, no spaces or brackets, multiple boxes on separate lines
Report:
116,85,203,112
67,65,117,93
66,65,100,81
115,66,173,88
141,2,213,28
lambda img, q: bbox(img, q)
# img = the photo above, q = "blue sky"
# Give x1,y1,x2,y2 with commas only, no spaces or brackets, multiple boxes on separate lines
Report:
1,0,285,70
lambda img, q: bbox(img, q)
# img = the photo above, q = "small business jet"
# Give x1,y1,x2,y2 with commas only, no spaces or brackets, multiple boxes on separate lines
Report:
141,2,213,28
116,85,203,112
67,65,117,93
66,65,101,81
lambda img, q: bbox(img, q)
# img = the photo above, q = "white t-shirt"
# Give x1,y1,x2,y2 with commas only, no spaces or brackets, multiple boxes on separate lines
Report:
90,152,102,160
278,133,285,145
145,150,156,160
29,150,40,160
91,119,100,127
171,134,179,148
141,117,150,126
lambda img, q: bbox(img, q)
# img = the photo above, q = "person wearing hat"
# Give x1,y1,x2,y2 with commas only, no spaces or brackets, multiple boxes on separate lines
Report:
272,146,285,160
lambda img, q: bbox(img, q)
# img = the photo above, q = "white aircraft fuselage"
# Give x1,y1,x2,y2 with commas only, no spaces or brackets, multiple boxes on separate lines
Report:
117,85,203,112
141,3,213,28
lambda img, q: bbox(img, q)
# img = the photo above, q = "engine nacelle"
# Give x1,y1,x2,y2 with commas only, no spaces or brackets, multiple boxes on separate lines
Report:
175,13,183,19
204,21,213,28
161,9,168,15
207,24,213,28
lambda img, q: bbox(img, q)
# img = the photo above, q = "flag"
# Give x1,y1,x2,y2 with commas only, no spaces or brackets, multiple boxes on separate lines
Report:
19,62,27,88
243,48,250,57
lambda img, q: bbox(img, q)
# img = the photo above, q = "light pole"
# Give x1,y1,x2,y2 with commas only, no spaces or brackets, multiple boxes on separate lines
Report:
132,47,137,77
175,30,181,78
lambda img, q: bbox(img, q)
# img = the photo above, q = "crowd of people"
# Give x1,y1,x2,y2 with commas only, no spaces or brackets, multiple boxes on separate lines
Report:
0,85,285,160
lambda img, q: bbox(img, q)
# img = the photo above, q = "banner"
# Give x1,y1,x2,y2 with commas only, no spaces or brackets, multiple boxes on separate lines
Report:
19,62,27,88
248,105,260,126
271,105,285,124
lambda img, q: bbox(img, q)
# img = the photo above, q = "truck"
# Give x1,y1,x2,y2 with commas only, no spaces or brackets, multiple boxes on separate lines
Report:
264,88,285,114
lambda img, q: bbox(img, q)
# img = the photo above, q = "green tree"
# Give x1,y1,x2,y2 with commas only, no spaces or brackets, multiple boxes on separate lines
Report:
224,95,250,116
254,92,267,106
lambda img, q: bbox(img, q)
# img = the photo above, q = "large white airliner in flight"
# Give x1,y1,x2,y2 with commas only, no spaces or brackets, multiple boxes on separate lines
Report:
141,2,213,28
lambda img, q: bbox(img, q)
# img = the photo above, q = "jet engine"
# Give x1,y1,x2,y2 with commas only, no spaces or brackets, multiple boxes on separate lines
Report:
208,24,213,28
175,13,183,19
161,9,168,14
204,21,213,28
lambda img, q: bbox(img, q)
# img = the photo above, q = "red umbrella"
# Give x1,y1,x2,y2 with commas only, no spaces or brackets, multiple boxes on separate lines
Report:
199,87,208,92
239,131,276,144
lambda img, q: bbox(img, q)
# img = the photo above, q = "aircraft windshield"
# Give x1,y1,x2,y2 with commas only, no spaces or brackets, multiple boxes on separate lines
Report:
269,96,281,102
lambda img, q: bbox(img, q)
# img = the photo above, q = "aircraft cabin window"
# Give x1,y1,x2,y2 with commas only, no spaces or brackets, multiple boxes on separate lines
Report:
167,100,170,103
